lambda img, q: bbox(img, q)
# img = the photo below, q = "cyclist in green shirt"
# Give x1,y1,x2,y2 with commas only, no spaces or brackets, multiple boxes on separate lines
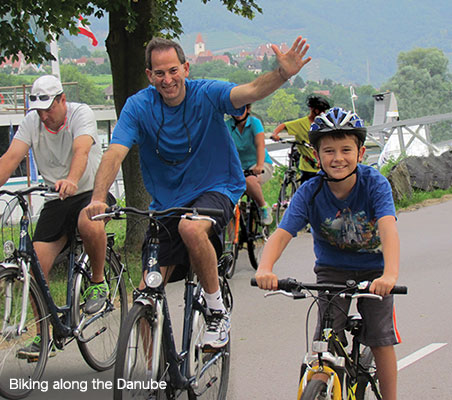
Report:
271,95,330,184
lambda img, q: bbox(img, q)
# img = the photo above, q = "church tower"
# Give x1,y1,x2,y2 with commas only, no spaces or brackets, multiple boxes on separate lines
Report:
194,33,205,56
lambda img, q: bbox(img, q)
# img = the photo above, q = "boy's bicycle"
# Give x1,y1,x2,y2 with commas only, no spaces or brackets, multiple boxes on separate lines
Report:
93,205,233,400
0,185,128,400
251,277,407,400
224,169,269,278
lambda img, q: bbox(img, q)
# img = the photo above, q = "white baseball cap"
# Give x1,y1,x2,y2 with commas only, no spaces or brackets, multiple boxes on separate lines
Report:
29,75,64,111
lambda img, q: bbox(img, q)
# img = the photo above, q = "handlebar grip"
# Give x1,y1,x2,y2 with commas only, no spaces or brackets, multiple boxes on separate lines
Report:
390,286,408,295
250,278,258,287
105,206,116,214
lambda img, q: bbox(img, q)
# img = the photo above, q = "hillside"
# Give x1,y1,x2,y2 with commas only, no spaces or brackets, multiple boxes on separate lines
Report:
82,0,452,87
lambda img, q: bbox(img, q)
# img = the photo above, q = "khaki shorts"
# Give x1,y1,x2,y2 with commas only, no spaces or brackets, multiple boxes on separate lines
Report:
249,162,274,184
313,265,401,347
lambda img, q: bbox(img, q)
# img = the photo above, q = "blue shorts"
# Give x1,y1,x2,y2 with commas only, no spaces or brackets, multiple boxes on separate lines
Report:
313,265,401,347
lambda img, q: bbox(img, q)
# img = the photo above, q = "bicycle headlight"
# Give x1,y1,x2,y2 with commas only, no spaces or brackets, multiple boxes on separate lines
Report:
145,271,163,288
3,240,15,257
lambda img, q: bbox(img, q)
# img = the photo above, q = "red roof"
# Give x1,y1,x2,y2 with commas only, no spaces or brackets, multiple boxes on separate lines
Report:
196,33,204,44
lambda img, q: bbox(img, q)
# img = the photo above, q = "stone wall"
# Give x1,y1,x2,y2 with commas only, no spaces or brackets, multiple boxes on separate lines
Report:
386,150,452,202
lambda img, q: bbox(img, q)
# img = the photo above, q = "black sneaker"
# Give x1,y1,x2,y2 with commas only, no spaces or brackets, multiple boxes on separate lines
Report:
83,281,109,314
202,309,231,349
17,335,56,360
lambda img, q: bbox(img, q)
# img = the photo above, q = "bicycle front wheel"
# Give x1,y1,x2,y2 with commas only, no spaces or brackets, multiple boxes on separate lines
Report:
247,203,269,270
0,266,50,400
355,346,380,399
73,246,127,371
275,178,297,225
299,379,328,400
114,302,169,400
188,280,230,400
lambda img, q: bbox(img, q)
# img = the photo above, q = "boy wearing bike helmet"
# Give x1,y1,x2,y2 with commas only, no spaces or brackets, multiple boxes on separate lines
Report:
256,107,400,400
271,95,330,185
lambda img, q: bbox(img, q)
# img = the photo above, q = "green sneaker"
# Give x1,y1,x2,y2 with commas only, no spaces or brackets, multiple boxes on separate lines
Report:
17,335,56,359
83,281,109,314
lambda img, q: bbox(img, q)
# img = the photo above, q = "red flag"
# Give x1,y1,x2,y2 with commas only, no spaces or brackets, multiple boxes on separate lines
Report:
77,15,98,46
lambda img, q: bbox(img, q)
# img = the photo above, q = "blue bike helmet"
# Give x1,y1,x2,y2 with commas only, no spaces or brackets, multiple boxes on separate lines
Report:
309,107,366,149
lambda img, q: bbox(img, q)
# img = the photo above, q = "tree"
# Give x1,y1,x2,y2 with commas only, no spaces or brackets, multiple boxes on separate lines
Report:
292,75,305,89
267,90,299,123
60,65,105,105
383,47,452,120
0,0,262,249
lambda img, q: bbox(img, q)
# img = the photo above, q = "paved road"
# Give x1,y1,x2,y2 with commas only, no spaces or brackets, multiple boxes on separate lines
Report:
21,198,452,399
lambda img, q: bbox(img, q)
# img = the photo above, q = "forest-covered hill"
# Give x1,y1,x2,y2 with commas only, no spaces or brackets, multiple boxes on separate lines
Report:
84,0,452,87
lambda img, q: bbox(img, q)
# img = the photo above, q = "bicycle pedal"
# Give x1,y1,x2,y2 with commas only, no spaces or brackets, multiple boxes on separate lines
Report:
201,345,222,354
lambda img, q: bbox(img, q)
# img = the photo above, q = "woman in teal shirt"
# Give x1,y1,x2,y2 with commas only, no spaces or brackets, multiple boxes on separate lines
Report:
226,104,274,225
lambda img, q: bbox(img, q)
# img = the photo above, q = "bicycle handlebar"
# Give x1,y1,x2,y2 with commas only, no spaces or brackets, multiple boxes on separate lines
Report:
94,205,224,221
250,277,408,295
271,138,311,148
0,185,56,198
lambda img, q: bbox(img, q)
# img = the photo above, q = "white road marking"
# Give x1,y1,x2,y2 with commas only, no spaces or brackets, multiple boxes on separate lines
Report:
397,343,448,371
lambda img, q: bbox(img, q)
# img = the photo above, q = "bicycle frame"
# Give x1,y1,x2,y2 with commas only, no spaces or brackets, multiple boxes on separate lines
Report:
299,297,382,400
132,216,230,395
2,189,118,343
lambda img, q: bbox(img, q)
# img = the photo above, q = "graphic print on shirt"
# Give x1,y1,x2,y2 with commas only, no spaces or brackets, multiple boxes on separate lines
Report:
320,207,381,252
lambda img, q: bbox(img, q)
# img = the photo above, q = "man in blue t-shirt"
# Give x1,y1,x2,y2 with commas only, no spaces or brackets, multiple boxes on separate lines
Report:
85,36,311,349
255,107,401,400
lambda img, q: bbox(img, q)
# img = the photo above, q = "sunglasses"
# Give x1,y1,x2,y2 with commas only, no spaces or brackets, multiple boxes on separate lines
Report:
29,94,57,102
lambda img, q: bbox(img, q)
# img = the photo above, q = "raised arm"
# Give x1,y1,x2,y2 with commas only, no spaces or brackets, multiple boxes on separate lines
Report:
85,143,130,219
0,139,30,187
56,135,94,199
271,123,287,141
230,36,311,109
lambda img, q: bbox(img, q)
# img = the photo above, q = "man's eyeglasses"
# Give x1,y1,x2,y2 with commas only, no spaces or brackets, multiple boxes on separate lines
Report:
29,94,53,102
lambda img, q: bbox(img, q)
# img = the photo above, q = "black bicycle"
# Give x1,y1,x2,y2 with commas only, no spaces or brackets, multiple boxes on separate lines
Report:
274,139,317,225
93,205,233,400
0,185,128,399
224,169,269,277
251,277,407,400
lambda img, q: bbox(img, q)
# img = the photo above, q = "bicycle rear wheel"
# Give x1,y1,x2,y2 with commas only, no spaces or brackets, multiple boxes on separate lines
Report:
113,302,169,400
275,178,298,225
247,202,269,270
0,266,50,400
188,279,231,400
72,245,127,371
299,379,328,400
355,346,380,399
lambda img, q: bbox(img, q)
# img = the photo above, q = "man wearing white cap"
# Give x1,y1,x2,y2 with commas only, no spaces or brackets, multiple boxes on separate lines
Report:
0,75,112,346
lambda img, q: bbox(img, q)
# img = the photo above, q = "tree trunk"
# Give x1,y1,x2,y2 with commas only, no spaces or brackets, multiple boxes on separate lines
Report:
106,1,155,250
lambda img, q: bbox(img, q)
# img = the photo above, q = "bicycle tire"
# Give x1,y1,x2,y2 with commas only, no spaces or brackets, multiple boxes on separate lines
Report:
247,202,269,270
113,302,169,400
275,178,298,225
0,266,50,400
188,279,231,400
299,379,328,400
355,346,380,400
72,245,128,371
224,219,239,279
